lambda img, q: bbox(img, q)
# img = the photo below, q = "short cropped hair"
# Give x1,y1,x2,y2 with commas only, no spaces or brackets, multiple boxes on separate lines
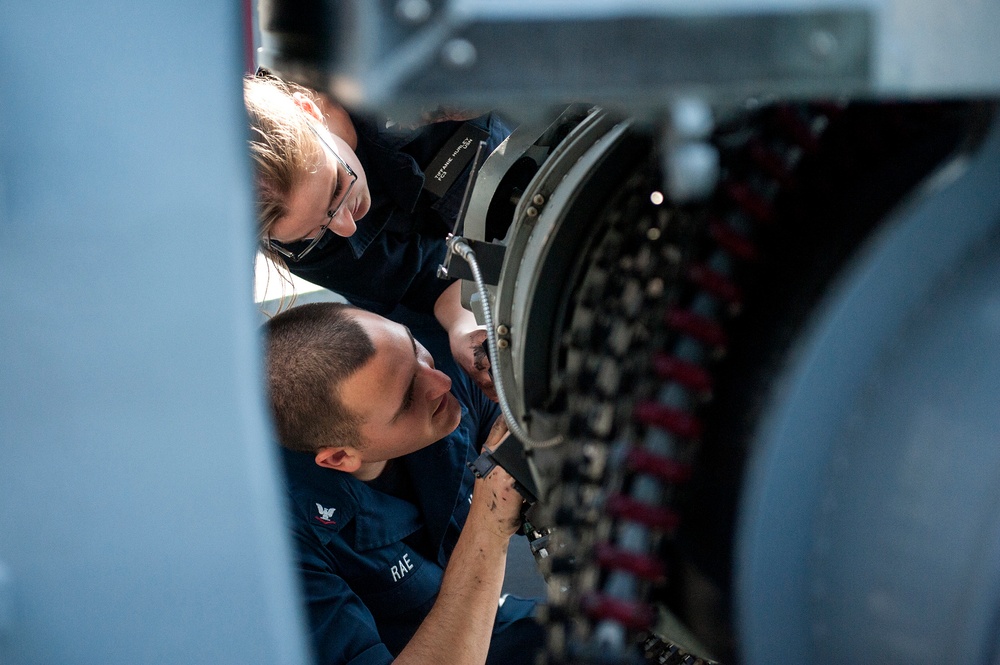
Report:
265,303,376,453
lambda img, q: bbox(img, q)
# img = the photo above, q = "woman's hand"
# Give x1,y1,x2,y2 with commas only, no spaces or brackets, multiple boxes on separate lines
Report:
449,325,497,402
435,281,498,402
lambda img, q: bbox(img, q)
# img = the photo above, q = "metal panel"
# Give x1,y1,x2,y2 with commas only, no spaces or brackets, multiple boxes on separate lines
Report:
258,0,1000,118
260,1,873,115
0,2,310,664
383,12,872,107
877,0,1000,96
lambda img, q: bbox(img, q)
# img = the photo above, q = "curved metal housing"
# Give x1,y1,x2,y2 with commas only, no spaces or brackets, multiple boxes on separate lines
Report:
737,114,1000,665
493,110,630,430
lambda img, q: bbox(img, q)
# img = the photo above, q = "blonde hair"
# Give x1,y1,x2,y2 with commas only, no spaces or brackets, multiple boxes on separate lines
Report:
243,74,326,243
244,74,327,312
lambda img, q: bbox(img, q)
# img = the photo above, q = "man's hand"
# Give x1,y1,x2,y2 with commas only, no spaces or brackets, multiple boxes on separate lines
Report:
449,326,497,402
469,417,522,539
396,416,521,665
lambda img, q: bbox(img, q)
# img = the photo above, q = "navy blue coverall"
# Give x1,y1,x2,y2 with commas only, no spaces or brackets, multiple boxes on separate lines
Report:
273,112,512,317
278,325,544,665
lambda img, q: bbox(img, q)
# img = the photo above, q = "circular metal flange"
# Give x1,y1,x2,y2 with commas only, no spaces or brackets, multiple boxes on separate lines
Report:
491,109,635,443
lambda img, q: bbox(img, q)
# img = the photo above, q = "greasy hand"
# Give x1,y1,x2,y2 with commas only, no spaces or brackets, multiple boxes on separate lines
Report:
483,413,509,450
450,326,497,402
470,418,522,539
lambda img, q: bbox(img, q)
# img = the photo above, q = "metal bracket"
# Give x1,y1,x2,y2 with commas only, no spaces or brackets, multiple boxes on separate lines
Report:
466,433,541,504
467,447,499,479
440,238,506,284
522,515,552,560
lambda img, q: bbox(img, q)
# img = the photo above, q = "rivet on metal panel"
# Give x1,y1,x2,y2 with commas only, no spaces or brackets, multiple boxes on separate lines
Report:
441,38,477,69
809,29,838,59
395,0,432,25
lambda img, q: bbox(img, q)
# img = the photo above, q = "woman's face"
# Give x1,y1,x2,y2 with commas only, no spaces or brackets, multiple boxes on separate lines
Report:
268,127,371,244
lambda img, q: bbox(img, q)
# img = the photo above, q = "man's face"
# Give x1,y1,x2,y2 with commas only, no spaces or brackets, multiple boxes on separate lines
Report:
339,310,463,462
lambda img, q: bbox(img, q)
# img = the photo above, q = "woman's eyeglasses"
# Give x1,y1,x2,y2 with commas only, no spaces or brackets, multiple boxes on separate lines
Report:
264,121,358,263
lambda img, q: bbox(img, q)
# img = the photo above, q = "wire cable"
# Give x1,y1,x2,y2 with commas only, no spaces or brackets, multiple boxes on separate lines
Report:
448,236,564,449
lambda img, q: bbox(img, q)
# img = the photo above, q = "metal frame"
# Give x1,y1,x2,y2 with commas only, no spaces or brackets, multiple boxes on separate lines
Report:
259,0,1000,120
